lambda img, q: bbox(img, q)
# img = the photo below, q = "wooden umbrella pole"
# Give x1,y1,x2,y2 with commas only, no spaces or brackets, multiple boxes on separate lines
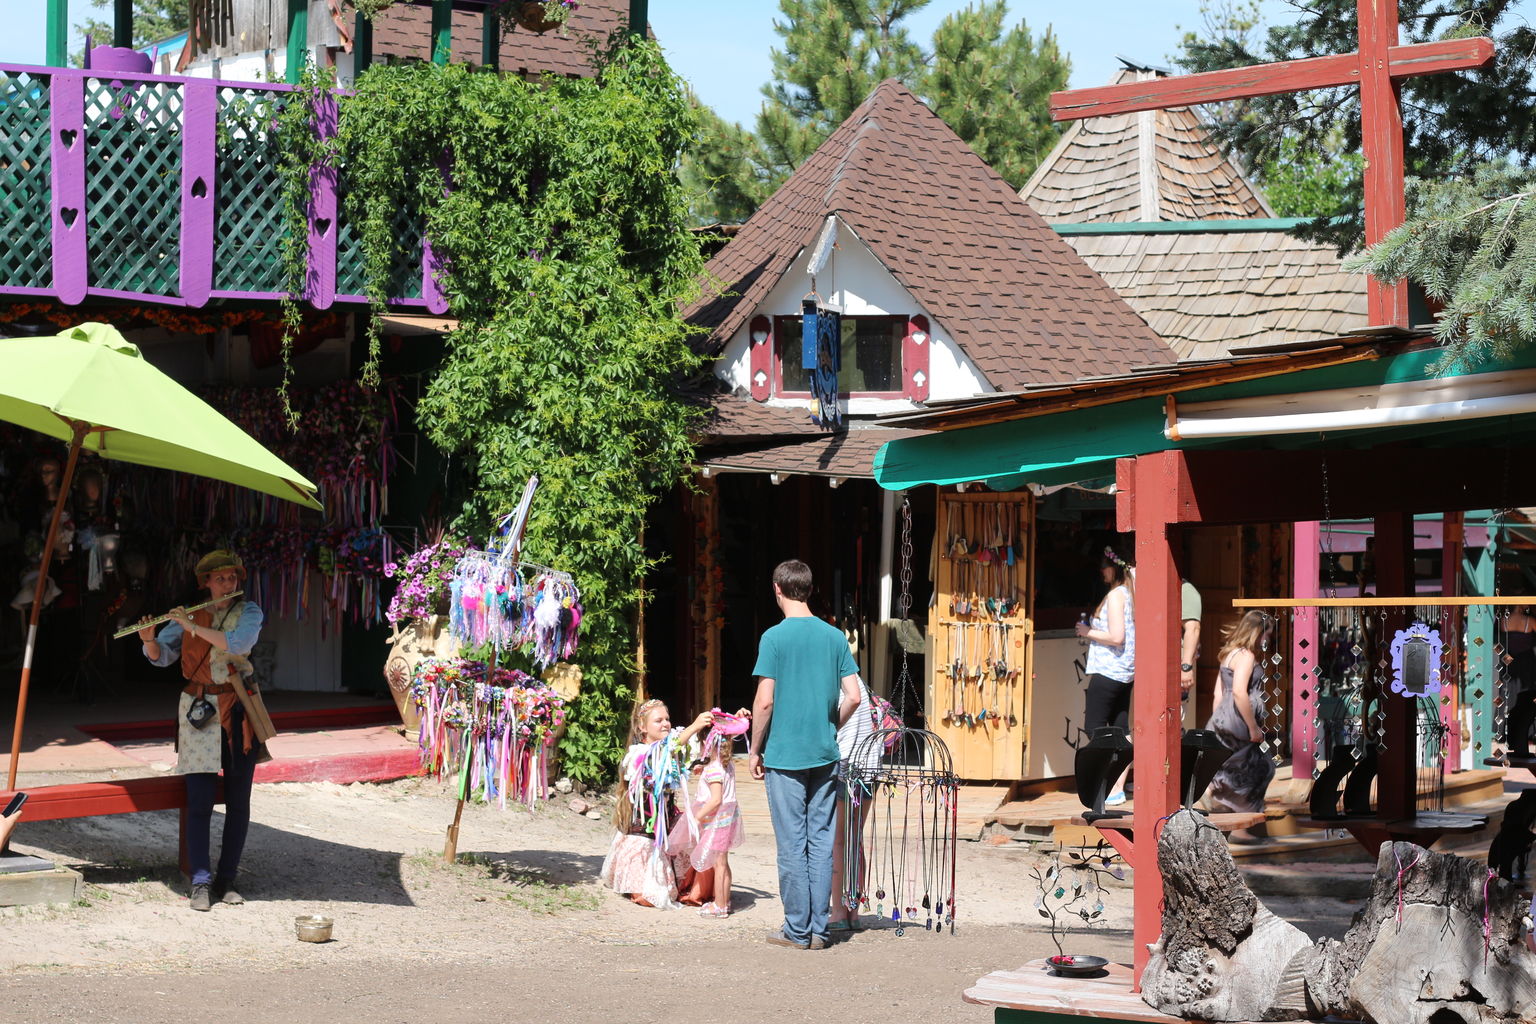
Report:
7,421,88,791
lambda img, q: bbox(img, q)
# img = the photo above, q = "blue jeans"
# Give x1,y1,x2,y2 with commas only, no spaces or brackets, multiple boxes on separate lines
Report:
764,762,838,944
184,703,259,886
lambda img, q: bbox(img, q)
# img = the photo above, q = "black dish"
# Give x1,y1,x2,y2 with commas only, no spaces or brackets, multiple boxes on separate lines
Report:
1047,954,1109,977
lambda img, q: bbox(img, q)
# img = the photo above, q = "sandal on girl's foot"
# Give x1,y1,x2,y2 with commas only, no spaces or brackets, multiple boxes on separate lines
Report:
1104,790,1127,807
828,920,855,932
697,902,730,918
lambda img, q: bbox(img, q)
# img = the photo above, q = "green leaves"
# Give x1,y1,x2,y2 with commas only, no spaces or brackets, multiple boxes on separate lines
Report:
1352,166,1536,369
680,0,1069,224
317,42,704,784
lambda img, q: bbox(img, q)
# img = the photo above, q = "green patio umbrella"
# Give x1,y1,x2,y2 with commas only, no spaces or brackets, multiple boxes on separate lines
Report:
4,322,323,789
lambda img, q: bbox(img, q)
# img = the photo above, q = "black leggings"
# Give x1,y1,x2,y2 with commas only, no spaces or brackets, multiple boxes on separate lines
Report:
1084,672,1132,735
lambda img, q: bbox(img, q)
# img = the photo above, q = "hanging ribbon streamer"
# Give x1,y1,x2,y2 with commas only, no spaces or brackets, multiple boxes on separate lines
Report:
411,656,565,807
447,549,582,669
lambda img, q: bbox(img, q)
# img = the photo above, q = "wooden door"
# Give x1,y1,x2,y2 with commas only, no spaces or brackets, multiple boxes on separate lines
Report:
927,491,1035,780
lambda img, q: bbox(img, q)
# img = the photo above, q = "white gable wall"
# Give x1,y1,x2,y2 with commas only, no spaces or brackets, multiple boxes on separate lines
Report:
715,219,993,415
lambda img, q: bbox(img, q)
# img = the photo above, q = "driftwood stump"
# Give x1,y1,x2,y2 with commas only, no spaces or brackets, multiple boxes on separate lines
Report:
1143,809,1536,1024
1140,810,1313,1021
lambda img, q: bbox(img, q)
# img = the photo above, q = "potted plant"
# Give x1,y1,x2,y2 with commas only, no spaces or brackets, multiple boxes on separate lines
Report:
381,532,468,729
514,0,579,33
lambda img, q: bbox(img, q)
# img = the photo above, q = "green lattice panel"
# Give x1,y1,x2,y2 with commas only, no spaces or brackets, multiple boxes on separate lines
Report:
335,180,424,301
213,87,287,294
84,77,182,296
0,71,53,288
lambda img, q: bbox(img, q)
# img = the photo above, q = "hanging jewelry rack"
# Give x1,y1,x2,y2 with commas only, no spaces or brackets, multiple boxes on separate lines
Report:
839,496,961,935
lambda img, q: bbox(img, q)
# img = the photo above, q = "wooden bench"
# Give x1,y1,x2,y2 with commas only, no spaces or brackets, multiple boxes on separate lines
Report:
1071,812,1266,860
1292,810,1487,856
2,777,223,876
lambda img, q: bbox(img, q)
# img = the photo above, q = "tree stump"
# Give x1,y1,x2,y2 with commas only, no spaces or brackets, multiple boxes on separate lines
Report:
1141,809,1313,1021
1144,809,1536,1024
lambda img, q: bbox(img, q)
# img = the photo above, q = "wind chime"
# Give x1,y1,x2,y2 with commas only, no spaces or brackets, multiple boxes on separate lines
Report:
838,496,960,935
801,297,842,430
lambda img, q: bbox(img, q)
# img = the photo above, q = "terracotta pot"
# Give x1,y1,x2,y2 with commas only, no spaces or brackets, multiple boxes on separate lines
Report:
383,615,461,732
514,1,564,33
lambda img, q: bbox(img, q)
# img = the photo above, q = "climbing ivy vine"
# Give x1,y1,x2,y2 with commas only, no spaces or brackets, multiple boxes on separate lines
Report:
279,40,705,782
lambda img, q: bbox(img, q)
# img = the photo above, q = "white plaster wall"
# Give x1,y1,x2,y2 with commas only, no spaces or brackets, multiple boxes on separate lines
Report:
715,217,994,415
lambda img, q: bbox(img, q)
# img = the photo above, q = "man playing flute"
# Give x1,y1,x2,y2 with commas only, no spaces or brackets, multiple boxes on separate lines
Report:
138,549,265,912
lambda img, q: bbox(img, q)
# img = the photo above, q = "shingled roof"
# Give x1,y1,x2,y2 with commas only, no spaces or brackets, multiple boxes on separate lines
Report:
1020,67,1271,222
1064,228,1368,358
700,428,930,479
371,0,639,77
1021,66,1369,357
684,80,1175,392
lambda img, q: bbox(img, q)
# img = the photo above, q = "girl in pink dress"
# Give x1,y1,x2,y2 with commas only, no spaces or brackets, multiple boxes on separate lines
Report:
670,709,749,918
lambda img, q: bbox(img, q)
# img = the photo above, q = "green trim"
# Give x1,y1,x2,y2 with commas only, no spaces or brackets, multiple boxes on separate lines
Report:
628,0,649,36
481,10,498,69
284,0,308,85
874,346,1536,492
431,0,453,66
1052,218,1316,236
354,12,373,76
112,0,133,48
45,0,68,66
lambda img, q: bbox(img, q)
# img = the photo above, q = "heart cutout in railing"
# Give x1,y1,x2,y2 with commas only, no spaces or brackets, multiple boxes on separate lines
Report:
59,207,79,228
314,217,332,238
58,128,78,150
190,177,207,199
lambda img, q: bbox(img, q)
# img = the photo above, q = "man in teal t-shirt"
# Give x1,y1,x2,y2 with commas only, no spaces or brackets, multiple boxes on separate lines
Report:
749,559,860,950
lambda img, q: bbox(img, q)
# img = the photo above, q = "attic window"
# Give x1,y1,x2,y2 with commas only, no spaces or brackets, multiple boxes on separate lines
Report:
774,315,904,396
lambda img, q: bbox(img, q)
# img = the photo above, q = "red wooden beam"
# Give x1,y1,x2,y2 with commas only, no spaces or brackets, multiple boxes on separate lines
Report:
1,776,219,822
1050,37,1493,121
1358,2,1412,327
1120,449,1536,528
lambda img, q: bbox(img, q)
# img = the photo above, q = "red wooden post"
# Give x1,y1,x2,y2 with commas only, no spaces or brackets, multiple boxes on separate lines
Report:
902,314,930,402
748,315,772,401
1048,2,1493,330
1122,450,1185,987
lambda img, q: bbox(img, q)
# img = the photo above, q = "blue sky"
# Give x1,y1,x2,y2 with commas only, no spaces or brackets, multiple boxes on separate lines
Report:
5,1,1527,127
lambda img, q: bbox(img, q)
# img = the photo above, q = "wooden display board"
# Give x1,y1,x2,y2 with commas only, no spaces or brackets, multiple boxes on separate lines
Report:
928,491,1034,780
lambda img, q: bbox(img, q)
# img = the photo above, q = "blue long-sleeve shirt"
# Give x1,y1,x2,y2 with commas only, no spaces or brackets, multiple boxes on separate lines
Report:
143,601,264,667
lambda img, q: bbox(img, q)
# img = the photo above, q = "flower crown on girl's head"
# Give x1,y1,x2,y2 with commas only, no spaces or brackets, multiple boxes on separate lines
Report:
1103,547,1131,570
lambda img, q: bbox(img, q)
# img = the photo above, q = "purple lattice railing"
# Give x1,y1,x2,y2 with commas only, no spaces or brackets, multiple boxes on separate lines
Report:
0,61,445,315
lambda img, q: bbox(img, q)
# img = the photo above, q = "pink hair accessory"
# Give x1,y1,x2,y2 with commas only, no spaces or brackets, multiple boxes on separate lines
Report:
709,708,750,736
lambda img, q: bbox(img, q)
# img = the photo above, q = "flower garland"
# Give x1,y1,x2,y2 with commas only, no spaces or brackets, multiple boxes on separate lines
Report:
411,656,566,807
0,300,344,339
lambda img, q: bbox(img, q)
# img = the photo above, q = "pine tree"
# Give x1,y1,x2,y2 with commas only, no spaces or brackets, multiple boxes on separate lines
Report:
1177,0,1536,250
74,0,189,61
680,0,1070,224
926,2,1067,190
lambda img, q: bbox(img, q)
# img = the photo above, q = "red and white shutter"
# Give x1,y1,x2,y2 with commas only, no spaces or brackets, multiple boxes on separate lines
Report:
748,315,773,401
903,314,930,401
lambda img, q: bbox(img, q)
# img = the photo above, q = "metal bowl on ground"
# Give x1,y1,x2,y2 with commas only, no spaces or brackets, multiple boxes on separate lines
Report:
294,914,334,943
1046,954,1109,977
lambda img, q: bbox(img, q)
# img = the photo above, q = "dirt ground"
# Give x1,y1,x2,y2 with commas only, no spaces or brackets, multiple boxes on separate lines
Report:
0,776,1359,1024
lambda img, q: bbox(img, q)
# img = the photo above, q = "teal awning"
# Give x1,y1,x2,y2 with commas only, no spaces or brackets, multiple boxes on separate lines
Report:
873,345,1536,491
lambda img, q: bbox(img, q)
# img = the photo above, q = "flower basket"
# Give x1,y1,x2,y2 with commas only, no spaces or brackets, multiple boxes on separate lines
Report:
514,0,575,33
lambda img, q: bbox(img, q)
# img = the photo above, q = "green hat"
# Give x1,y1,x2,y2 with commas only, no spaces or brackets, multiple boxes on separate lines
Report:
195,549,246,583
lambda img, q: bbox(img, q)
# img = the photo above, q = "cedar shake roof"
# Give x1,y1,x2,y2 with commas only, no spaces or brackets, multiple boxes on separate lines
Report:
1064,230,1368,359
700,428,929,479
684,80,1175,392
1019,68,1271,222
1022,66,1368,357
370,0,639,77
